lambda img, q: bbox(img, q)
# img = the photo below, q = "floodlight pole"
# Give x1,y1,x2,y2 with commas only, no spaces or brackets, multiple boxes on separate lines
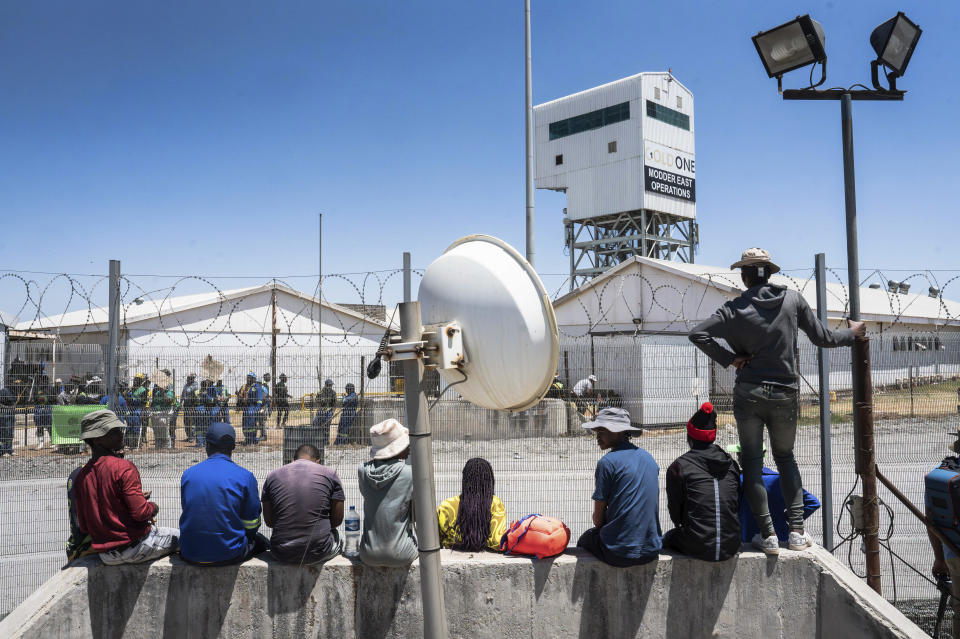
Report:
524,0,535,267
400,265,448,638
782,89,892,594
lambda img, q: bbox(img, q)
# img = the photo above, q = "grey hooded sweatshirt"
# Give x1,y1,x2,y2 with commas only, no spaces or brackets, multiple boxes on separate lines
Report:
689,284,855,388
357,459,418,567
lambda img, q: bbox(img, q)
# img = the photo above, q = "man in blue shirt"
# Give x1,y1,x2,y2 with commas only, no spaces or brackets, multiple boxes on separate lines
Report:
726,444,820,544
577,407,661,566
179,422,267,564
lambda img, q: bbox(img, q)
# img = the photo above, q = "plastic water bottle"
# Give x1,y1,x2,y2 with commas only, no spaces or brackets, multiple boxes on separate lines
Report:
344,505,361,558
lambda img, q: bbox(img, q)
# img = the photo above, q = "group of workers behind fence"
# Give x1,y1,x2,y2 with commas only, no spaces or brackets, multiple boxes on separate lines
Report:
0,367,361,454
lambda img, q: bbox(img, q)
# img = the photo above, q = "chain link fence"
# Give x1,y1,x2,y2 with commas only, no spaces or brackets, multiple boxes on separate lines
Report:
1,266,959,629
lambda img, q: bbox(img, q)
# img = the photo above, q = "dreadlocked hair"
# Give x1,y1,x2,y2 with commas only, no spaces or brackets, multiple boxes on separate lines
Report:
453,457,495,552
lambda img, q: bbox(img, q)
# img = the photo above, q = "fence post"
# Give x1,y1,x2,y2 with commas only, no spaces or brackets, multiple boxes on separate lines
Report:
107,260,121,413
909,365,915,418
814,254,834,552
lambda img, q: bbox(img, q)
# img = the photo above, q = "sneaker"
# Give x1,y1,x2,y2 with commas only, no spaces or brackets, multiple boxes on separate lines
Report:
751,533,780,555
35,440,44,450
788,531,814,551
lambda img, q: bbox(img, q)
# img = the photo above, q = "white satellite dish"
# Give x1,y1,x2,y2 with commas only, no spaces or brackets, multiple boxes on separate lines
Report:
418,235,559,411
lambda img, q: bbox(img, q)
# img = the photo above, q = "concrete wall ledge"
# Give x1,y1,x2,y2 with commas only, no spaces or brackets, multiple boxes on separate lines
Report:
2,546,925,639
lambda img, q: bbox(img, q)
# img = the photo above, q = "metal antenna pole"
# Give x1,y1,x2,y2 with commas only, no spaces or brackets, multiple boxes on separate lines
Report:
400,258,448,638
107,260,121,413
841,93,880,594
814,253,833,552
524,0,535,267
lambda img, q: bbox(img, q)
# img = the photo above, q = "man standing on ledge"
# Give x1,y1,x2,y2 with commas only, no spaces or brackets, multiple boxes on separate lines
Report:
689,247,864,554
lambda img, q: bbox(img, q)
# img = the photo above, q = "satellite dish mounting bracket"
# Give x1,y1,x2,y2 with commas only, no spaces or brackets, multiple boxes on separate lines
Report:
383,321,466,371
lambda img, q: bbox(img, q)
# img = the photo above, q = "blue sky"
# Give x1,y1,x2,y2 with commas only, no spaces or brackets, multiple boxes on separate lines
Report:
1,1,956,308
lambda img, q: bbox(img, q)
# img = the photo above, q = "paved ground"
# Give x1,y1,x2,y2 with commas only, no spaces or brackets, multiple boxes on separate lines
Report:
0,414,954,619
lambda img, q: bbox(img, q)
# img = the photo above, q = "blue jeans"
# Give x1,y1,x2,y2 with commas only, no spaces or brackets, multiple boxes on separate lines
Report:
733,382,803,536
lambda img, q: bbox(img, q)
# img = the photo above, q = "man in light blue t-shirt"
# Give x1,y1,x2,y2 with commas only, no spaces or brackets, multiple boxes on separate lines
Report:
577,407,661,567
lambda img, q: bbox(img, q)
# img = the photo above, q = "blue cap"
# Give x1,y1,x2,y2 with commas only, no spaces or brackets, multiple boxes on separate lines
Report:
206,422,236,448
324,379,333,386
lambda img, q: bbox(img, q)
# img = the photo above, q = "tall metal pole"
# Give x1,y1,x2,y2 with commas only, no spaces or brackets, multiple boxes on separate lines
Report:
270,284,278,391
106,260,121,413
841,93,881,594
524,0,535,267
814,253,833,552
400,258,448,639
318,213,323,387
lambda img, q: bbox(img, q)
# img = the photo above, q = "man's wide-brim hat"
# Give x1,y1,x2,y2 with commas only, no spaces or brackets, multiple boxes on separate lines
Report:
730,247,780,274
369,418,410,460
80,410,125,440
582,407,640,433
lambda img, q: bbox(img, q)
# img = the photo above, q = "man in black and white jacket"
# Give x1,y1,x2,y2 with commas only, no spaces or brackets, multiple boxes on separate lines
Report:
664,402,741,562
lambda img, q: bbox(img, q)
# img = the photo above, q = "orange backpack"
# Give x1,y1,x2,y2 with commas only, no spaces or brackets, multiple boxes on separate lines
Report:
499,514,571,559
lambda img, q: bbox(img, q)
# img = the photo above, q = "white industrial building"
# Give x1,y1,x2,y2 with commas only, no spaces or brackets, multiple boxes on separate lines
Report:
8,283,391,398
554,257,960,427
535,72,697,286
536,72,695,221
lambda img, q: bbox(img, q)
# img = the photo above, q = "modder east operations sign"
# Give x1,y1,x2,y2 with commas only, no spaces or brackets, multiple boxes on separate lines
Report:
644,140,695,203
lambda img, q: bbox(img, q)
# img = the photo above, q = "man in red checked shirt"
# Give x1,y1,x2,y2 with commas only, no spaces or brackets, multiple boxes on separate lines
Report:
72,410,178,565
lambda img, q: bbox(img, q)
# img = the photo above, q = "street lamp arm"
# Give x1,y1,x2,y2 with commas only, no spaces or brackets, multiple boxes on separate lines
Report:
782,88,904,101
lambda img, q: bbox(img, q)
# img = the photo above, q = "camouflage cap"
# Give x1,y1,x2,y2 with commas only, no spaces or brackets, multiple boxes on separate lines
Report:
80,410,125,440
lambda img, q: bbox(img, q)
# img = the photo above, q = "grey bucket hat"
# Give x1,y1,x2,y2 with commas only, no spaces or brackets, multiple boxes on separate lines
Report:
80,410,125,440
582,407,641,433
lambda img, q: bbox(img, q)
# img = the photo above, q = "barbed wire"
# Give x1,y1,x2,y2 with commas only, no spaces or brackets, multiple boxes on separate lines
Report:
1,265,958,356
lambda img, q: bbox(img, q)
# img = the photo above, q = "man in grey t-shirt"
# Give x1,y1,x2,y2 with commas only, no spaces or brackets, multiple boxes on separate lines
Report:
262,444,344,564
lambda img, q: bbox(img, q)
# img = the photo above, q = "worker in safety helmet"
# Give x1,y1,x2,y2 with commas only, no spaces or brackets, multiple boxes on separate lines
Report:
572,374,597,415
335,383,358,445
238,372,265,446
256,373,272,441
274,374,290,428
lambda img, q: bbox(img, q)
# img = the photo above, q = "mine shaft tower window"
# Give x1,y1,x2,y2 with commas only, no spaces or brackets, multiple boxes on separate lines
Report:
549,102,630,140
645,100,690,130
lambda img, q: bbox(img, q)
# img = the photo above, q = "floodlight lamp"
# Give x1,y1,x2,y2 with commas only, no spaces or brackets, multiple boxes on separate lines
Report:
898,282,911,295
887,280,899,293
870,12,921,78
752,15,827,84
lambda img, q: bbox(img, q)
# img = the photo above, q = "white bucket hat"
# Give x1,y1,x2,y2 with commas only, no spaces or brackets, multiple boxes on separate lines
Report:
582,407,641,433
369,418,410,460
730,247,780,274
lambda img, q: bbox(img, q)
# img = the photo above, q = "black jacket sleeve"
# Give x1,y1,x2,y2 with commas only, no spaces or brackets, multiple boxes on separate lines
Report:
795,294,856,348
688,308,737,368
666,461,685,528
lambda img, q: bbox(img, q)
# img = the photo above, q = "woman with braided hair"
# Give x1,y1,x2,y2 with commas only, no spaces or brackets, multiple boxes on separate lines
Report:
437,457,507,552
